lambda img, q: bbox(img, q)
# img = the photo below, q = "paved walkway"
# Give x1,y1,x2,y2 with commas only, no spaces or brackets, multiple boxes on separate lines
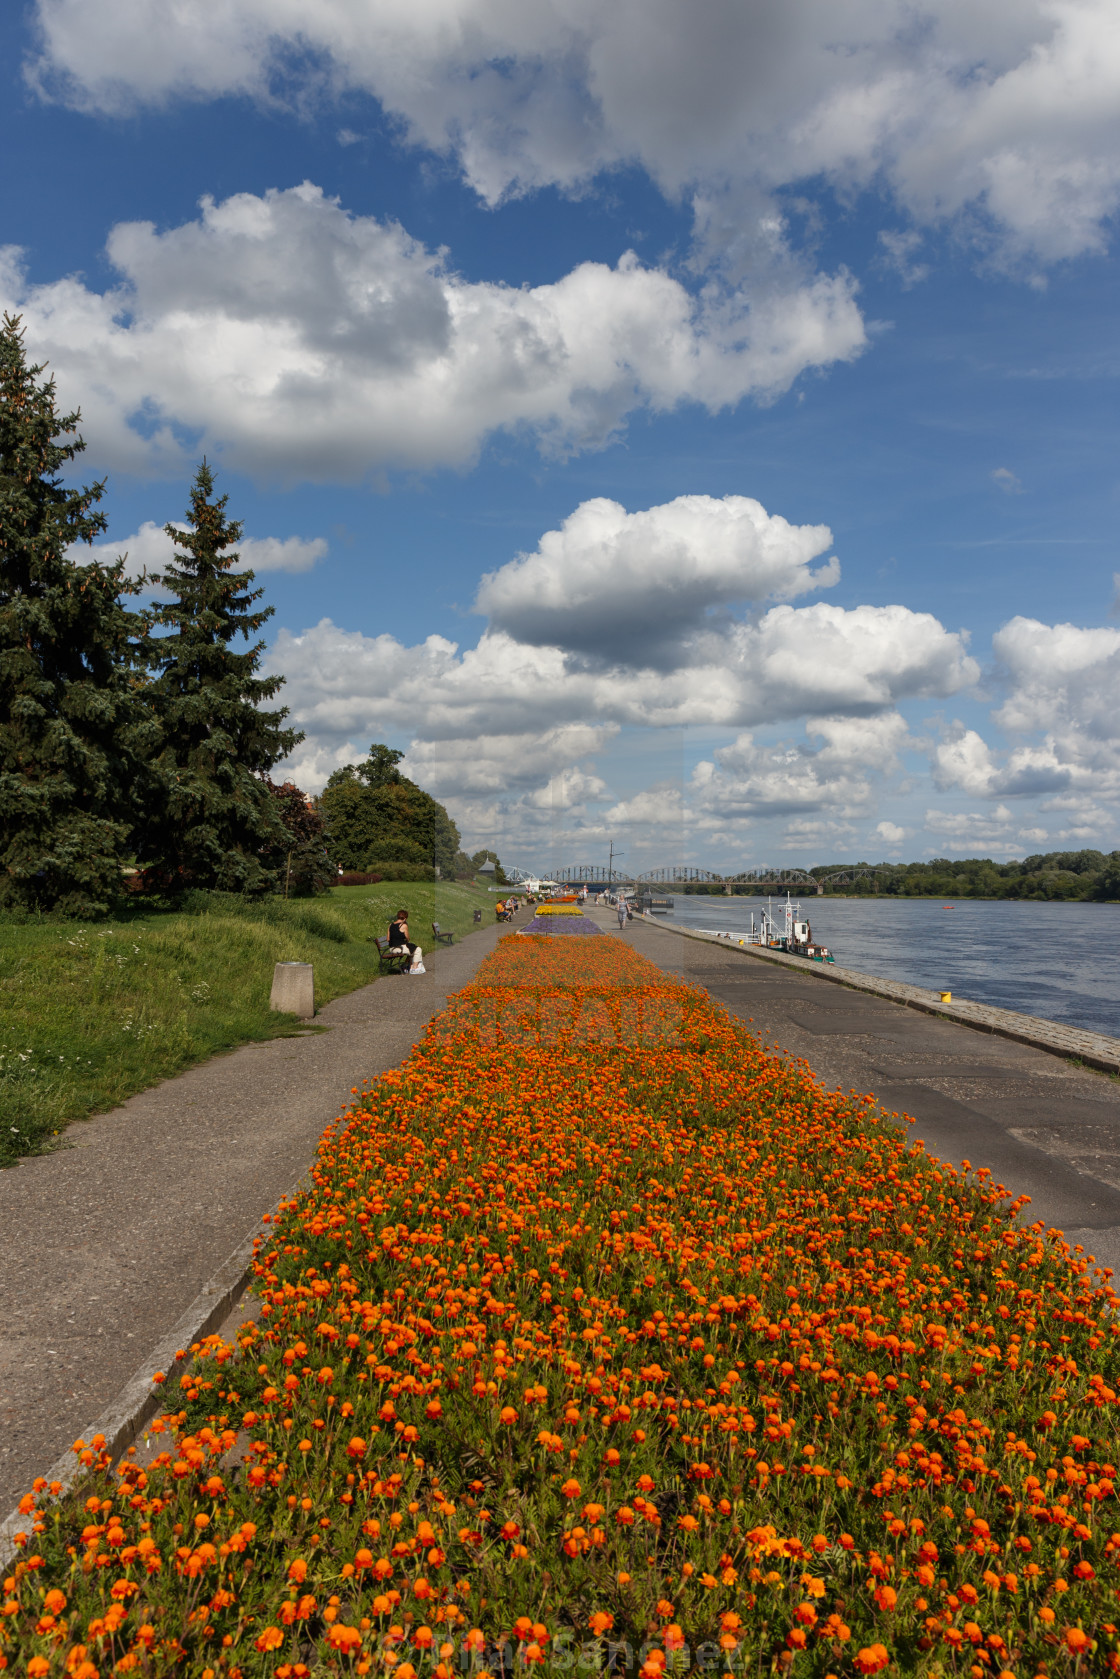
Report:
0,918,509,1513
596,908,1120,1282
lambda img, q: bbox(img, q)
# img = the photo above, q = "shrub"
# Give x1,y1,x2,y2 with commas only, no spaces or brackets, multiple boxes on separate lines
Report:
364,861,436,882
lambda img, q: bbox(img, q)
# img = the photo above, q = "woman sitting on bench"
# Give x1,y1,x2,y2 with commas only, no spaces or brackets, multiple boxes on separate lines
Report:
388,908,424,974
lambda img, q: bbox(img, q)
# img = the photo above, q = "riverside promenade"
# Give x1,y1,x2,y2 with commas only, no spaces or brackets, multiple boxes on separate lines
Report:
594,905,1120,1282
7,902,1120,1523
0,920,511,1517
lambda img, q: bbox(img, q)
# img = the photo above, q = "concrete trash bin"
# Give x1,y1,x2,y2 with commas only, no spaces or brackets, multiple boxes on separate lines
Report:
271,961,315,1019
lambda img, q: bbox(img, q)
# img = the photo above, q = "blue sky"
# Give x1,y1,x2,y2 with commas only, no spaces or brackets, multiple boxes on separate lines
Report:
5,0,1120,874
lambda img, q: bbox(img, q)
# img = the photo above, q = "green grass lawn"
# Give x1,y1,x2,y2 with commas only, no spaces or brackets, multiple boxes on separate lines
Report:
0,880,492,1167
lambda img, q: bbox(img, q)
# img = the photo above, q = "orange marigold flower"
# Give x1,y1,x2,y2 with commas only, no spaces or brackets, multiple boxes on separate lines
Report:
328,1625,363,1653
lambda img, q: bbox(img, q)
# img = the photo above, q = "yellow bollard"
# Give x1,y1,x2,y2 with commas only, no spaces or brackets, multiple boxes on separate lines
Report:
940,990,952,1003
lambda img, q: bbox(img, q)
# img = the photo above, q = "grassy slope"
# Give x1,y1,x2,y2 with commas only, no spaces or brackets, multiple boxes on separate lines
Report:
0,881,491,1167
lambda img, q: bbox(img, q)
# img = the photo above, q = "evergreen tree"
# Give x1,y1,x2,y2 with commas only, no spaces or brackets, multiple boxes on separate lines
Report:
319,743,461,874
0,314,153,917
137,462,302,893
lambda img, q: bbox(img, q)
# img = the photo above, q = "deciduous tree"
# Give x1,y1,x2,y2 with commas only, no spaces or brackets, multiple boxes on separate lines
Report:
263,778,333,897
319,743,461,874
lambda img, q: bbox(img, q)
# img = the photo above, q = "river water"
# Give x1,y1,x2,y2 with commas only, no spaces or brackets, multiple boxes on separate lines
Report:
659,895,1120,1039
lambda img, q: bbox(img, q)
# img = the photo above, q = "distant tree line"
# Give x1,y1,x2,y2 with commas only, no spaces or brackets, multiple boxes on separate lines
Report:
807,851,1120,901
0,316,473,916
674,850,1120,901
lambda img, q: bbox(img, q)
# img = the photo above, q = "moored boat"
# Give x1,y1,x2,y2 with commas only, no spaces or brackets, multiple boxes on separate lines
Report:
750,894,835,963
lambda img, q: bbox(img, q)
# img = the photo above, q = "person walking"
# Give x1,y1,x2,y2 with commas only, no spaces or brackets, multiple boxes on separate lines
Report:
616,896,628,932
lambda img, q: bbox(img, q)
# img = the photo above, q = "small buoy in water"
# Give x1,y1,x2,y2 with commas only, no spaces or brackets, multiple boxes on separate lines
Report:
940,990,952,1002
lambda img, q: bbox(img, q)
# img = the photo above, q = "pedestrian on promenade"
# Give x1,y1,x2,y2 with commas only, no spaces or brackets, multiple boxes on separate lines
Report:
617,897,628,931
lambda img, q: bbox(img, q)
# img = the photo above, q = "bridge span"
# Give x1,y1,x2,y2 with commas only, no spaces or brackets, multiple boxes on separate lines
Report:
505,864,893,894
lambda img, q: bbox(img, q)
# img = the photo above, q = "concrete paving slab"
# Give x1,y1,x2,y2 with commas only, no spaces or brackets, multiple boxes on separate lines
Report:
0,919,508,1514
971,1093,1120,1125
783,1012,914,1036
697,984,827,1001
864,1063,1030,1080
781,992,902,1013
870,1083,1120,1228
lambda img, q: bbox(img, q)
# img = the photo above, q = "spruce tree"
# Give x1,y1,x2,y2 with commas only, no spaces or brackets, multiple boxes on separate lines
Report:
0,313,152,917
138,462,302,893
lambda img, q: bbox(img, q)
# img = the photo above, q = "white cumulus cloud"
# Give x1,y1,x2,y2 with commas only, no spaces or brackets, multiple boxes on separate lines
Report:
267,590,973,868
688,713,910,820
402,726,613,800
933,618,1120,807
29,0,1120,267
81,520,326,578
875,820,908,845
923,805,1019,853
475,493,838,667
0,183,866,479
271,599,974,781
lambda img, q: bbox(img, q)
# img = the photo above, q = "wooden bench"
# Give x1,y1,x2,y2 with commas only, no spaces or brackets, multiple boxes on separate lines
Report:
374,936,410,973
431,921,453,946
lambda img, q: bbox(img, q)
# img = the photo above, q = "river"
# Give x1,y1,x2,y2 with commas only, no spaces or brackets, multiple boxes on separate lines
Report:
658,895,1120,1038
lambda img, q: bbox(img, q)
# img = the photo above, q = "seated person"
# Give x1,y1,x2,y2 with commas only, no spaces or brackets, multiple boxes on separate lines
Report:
387,908,424,973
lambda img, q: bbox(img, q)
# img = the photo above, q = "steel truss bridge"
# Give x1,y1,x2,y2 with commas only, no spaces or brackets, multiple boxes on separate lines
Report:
506,864,895,893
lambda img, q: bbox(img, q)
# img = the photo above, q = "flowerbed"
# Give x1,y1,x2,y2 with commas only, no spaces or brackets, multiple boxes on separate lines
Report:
519,907,602,938
5,937,1120,1678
